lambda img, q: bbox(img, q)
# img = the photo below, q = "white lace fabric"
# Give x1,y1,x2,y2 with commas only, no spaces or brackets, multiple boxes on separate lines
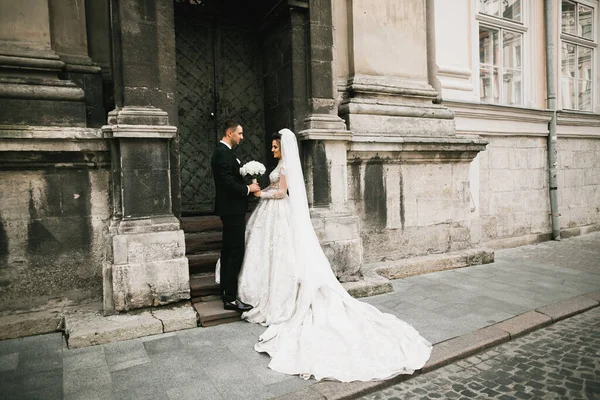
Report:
259,164,287,199
236,129,432,382
238,162,297,326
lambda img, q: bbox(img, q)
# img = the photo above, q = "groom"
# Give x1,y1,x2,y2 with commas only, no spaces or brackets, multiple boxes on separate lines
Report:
211,120,259,311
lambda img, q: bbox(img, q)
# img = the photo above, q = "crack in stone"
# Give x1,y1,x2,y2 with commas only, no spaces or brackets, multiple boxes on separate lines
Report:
150,310,166,332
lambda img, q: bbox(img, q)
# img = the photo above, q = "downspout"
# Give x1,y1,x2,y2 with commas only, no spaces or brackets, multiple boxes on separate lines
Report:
544,0,561,240
426,0,443,104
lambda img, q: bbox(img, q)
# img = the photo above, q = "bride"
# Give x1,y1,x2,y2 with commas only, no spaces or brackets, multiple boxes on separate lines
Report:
237,128,432,382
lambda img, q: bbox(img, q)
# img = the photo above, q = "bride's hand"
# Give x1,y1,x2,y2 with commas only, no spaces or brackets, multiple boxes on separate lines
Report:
254,190,261,198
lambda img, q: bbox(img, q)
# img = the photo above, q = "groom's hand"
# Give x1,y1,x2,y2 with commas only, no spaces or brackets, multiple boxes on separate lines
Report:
248,183,260,193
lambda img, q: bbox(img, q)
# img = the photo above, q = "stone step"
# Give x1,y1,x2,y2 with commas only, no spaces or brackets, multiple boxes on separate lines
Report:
190,273,220,298
181,215,222,234
180,212,253,234
188,252,220,274
192,300,241,327
185,232,222,254
192,294,222,303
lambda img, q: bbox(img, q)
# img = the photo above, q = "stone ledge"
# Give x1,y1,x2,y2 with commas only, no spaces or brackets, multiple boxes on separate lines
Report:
483,233,552,250
535,296,599,322
580,290,600,302
372,247,495,280
0,310,63,341
493,311,552,339
560,224,600,239
65,301,197,349
342,272,393,299
421,326,510,373
482,226,600,249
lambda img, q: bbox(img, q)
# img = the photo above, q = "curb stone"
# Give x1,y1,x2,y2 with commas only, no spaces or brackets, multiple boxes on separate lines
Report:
535,294,599,322
275,290,600,400
493,311,552,339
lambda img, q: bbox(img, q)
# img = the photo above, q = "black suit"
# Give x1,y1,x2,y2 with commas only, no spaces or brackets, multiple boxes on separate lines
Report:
211,142,248,303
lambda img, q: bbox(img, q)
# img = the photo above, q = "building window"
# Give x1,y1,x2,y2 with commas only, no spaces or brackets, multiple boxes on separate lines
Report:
561,1,595,111
478,0,525,105
480,0,522,22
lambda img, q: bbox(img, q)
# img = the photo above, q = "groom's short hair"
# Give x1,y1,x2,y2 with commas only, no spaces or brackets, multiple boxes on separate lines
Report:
223,119,240,137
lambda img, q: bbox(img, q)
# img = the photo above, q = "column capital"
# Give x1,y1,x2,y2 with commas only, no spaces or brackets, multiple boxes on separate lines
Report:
102,107,176,139
298,114,351,141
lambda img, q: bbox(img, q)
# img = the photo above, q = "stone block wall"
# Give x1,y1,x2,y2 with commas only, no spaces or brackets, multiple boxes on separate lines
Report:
348,157,476,263
0,164,110,312
558,138,600,230
477,136,551,242
474,134,600,245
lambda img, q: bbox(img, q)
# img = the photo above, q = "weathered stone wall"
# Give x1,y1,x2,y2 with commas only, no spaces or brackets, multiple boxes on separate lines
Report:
348,157,476,263
477,136,551,242
558,138,600,230
0,163,110,312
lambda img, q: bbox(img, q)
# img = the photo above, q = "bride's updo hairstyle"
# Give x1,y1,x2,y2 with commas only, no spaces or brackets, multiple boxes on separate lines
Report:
272,132,282,142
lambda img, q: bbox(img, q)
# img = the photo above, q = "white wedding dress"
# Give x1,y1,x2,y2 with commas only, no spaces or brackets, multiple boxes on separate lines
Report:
237,161,298,326
236,129,432,382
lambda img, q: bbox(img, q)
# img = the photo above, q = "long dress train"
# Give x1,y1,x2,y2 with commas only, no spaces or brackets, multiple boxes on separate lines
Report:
237,129,432,382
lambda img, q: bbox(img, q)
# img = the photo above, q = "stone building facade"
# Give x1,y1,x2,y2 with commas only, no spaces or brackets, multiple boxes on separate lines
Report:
0,0,598,337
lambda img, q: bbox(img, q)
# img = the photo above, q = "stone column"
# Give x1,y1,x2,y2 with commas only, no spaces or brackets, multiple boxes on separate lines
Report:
340,0,454,137
102,0,188,314
299,0,363,282
48,0,105,127
0,0,86,126
339,0,489,264
85,0,115,114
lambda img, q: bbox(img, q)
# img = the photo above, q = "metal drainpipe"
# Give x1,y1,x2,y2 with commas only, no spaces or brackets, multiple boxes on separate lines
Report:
545,0,561,240
426,0,443,104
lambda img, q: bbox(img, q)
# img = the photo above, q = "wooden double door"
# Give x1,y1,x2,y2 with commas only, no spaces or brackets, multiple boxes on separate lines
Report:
175,1,266,214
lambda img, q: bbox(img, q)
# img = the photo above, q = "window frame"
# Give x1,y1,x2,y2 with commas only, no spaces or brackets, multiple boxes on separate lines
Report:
473,0,535,107
559,0,598,113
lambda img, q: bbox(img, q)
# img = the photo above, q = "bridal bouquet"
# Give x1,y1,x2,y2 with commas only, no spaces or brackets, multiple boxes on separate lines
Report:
240,160,266,184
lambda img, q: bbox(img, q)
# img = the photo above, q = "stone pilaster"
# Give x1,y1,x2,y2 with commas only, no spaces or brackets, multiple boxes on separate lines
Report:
340,0,455,138
0,0,86,126
85,0,115,115
298,0,363,281
102,0,187,314
48,0,105,127
338,0,489,263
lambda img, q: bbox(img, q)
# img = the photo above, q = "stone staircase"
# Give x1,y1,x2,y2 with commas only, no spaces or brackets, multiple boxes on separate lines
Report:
181,215,242,327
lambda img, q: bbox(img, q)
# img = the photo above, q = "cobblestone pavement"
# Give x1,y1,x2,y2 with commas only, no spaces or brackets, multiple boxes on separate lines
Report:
360,307,600,400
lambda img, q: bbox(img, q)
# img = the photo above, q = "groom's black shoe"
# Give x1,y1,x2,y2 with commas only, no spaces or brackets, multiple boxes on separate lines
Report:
223,299,253,312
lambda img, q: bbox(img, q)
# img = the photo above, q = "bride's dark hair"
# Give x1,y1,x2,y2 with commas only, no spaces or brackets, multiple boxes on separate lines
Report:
272,132,282,141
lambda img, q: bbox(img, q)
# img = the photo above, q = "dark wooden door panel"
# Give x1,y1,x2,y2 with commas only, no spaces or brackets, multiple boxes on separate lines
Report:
176,9,217,213
175,2,265,215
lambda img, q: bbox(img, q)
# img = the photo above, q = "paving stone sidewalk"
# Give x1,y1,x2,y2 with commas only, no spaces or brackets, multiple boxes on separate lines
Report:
359,307,600,400
0,232,599,400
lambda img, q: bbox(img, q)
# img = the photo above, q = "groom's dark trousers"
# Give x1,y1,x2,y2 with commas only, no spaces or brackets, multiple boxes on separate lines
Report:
219,215,245,302
211,142,249,303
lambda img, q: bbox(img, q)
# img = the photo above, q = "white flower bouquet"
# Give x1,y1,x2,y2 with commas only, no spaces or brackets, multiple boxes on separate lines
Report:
240,160,266,183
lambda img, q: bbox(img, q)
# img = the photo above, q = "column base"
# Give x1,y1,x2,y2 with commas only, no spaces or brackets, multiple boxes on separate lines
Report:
311,208,364,282
0,47,87,126
340,74,456,138
103,217,190,314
